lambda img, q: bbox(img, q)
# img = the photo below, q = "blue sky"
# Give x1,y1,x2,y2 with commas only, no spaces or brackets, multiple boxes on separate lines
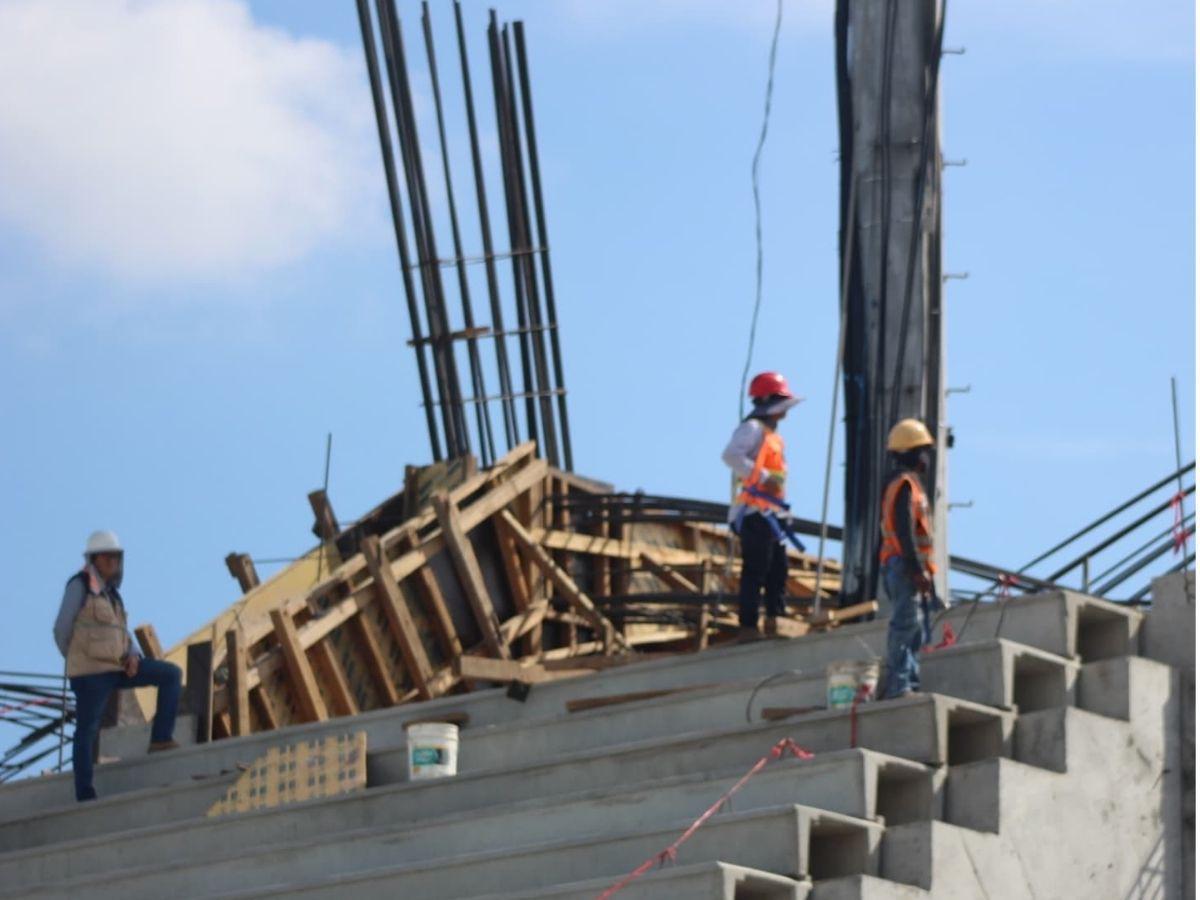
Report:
0,0,1194,708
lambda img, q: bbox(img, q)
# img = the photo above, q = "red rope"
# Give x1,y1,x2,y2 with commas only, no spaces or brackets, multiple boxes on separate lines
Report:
1171,492,1188,554
997,573,1018,599
595,737,814,899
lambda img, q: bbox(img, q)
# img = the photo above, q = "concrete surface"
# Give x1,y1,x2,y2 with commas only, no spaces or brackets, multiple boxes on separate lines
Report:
463,861,812,900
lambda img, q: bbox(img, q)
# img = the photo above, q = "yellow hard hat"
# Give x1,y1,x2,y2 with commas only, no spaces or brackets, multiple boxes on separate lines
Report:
887,418,934,453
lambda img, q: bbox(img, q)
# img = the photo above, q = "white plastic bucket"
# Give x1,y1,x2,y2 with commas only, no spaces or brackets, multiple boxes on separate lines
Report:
406,722,459,780
826,660,879,709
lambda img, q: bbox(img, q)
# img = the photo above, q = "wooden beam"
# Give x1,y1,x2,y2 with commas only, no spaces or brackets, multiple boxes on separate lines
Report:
498,602,550,645
134,624,164,660
308,641,359,717
454,656,590,686
497,510,628,652
308,489,340,543
396,529,462,660
269,608,328,723
225,628,251,737
346,615,400,707
185,639,214,743
250,685,278,730
224,553,260,593
638,553,701,593
432,491,510,660
361,535,438,700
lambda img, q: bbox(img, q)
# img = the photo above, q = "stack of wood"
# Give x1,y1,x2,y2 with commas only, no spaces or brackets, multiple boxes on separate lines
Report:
130,444,864,742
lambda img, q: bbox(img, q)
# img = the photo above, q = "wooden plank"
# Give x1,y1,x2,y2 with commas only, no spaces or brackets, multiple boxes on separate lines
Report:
808,600,879,627
498,602,550,644
346,615,400,707
397,529,462,660
225,628,251,737
454,656,591,686
250,686,278,730
224,553,260,593
308,490,340,543
269,608,328,723
134,624,164,660
638,553,701,593
185,639,214,743
361,535,438,700
308,640,359,717
497,510,628,652
432,491,510,660
565,684,716,714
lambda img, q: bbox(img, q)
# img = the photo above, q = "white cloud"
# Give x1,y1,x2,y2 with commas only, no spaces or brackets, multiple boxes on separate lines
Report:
0,0,374,284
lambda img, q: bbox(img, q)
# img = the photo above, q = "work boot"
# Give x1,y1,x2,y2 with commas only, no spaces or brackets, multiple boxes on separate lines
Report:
148,740,180,753
764,617,779,638
737,626,763,644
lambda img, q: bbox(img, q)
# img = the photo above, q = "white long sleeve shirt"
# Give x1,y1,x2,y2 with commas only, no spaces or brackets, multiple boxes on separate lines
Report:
721,419,767,522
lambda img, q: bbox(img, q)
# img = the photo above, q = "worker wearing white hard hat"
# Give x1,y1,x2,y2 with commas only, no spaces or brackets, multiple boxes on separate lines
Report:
53,531,182,802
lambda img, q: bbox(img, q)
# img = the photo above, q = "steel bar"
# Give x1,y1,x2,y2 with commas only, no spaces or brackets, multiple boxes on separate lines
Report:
1172,377,1190,565
355,0,442,460
1045,483,1196,583
501,23,560,468
422,1,496,466
1093,524,1197,597
423,387,566,407
1128,553,1196,603
513,21,573,470
487,14,540,449
454,0,519,449
1089,512,1195,586
379,0,470,458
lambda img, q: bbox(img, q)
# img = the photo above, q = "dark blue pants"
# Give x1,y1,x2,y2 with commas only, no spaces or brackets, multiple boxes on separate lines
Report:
881,556,932,699
737,511,788,628
70,659,182,801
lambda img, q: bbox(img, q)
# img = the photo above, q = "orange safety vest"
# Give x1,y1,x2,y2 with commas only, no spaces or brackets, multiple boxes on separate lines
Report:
736,428,786,512
879,471,937,574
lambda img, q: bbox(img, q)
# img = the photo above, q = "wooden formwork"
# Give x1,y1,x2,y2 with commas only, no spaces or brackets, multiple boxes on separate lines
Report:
137,444,852,740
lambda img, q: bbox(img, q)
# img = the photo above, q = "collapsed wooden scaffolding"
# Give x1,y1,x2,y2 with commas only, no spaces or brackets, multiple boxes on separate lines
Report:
132,444,860,740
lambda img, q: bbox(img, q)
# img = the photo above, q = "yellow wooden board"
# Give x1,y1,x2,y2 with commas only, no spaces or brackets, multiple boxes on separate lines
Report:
206,731,366,818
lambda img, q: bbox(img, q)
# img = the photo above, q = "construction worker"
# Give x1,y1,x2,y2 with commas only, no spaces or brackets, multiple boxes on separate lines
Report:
878,419,943,699
53,531,182,802
722,372,803,641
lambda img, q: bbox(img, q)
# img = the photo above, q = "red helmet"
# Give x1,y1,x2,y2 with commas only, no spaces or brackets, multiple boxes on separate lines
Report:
748,371,794,400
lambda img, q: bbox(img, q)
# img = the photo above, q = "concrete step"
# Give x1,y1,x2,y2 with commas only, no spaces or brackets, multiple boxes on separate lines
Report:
97,713,198,761
811,874,929,899
880,820,1029,896
203,805,881,900
0,767,238,855
0,589,1134,817
0,748,922,892
9,753,914,899
0,691,977,860
462,861,812,900
368,693,1013,788
921,638,1077,713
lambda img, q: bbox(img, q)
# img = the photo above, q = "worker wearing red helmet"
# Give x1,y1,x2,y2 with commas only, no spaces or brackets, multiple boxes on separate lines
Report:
721,372,803,640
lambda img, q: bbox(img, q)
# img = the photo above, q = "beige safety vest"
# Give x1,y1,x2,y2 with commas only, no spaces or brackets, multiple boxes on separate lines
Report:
66,587,131,677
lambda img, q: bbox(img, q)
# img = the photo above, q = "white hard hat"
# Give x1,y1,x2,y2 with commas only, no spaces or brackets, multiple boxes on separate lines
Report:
84,530,123,557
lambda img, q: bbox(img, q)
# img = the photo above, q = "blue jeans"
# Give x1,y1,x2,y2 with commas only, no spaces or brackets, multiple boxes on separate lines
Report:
70,659,182,801
881,557,932,699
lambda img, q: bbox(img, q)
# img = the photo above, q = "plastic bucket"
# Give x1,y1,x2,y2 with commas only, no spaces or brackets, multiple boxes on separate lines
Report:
405,722,459,780
826,660,879,709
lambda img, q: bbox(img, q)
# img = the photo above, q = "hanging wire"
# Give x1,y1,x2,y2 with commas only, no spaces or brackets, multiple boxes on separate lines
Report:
737,0,785,420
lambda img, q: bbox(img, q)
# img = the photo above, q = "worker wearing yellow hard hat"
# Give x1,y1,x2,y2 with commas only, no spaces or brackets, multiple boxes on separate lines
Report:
879,418,943,698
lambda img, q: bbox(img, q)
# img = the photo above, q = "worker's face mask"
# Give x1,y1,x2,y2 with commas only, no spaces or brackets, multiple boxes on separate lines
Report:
92,552,124,584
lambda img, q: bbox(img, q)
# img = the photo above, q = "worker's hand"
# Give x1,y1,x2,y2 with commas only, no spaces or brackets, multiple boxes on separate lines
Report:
912,572,933,594
123,655,139,678
762,473,785,496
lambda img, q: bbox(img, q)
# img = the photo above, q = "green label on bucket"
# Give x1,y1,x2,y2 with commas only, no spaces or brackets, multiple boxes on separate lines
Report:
411,747,445,766
828,685,856,708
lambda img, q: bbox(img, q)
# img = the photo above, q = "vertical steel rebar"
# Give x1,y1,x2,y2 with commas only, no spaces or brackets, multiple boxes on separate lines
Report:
376,0,464,458
501,23,560,468
454,1,519,450
421,1,496,466
512,22,573,471
487,14,540,450
355,0,443,460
